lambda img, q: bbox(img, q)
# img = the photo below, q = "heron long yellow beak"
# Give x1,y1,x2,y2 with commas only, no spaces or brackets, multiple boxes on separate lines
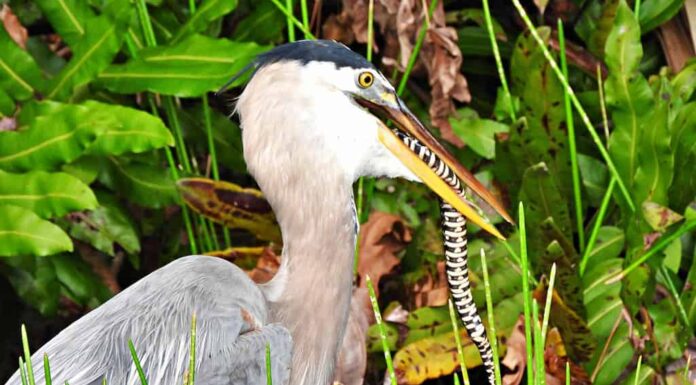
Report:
359,94,512,240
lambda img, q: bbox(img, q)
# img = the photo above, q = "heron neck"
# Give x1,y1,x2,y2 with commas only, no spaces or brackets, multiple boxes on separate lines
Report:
261,178,357,385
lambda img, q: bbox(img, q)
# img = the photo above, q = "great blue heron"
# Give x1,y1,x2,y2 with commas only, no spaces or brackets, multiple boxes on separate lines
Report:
5,40,510,385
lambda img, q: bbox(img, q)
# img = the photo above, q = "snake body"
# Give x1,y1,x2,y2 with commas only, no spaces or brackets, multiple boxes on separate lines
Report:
395,131,496,385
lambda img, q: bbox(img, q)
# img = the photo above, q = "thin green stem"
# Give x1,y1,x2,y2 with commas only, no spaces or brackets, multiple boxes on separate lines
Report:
634,355,642,385
135,0,157,47
449,299,471,385
541,263,556,346
482,0,515,121
202,96,219,180
300,0,310,38
207,219,221,251
269,0,315,39
634,0,641,18
607,220,696,284
266,344,273,385
565,362,570,385
532,301,543,385
187,314,197,385
182,205,199,254
597,64,610,141
366,275,397,385
397,0,438,96
481,250,502,385
580,178,616,275
43,354,52,385
197,215,213,252
558,19,585,252
659,266,691,331
285,0,295,42
367,0,374,62
510,0,635,212
21,325,35,385
163,97,192,172
519,203,534,385
19,358,28,385
128,340,149,385
188,0,196,13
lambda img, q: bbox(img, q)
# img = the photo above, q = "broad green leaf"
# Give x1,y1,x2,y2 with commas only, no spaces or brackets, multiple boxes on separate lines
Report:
447,9,507,41
61,155,101,184
231,1,285,44
0,169,97,218
47,6,131,100
638,0,684,33
577,154,609,207
0,88,14,116
518,162,572,261
450,108,508,159
34,0,96,47
171,0,238,43
81,101,174,155
0,103,99,171
59,191,140,257
99,157,178,208
402,306,452,345
366,321,398,352
672,59,696,102
97,35,267,97
669,102,696,211
51,254,113,305
681,239,696,330
0,205,72,257
177,178,280,242
4,256,60,315
0,23,43,100
586,226,625,262
605,1,653,204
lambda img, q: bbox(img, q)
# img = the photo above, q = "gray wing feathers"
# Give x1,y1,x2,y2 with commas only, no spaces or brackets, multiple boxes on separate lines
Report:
4,256,292,385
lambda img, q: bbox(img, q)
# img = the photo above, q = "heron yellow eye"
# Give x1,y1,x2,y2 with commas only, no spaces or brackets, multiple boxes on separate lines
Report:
357,72,374,88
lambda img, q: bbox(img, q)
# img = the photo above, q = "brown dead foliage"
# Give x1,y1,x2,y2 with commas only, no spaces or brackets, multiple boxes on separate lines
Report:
323,0,471,147
357,211,411,297
0,5,28,49
412,260,449,308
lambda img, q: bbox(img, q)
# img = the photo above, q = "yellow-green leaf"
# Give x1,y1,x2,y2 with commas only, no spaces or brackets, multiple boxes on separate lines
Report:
0,205,72,257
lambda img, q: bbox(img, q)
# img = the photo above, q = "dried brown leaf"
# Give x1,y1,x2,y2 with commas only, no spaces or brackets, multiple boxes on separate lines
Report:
412,260,449,307
357,212,411,296
502,317,527,385
246,247,281,284
0,5,28,49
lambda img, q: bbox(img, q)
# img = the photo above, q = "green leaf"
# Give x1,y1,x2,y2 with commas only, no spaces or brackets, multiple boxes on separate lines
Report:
231,1,285,44
577,154,609,207
605,1,654,204
59,191,140,256
579,0,621,57
51,254,112,305
672,59,696,102
0,169,97,218
34,0,96,47
97,35,267,97
0,205,72,257
0,88,14,116
0,103,99,171
681,241,696,330
642,201,683,232
450,108,508,159
46,6,132,100
4,256,60,315
638,0,684,33
586,226,625,262
99,157,178,208
81,101,174,155
669,102,696,211
171,0,238,43
0,23,43,100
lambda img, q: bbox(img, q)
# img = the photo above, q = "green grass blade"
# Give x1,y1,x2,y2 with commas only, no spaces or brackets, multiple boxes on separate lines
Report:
128,340,149,385
187,314,197,385
532,301,543,385
597,64,610,140
367,0,374,62
634,355,642,385
43,354,52,385
634,0,641,18
366,275,397,385
300,0,310,38
163,97,192,173
19,357,28,385
266,343,273,385
565,362,570,385
510,0,635,212
135,0,157,47
482,0,515,121
658,266,691,331
558,19,585,252
454,372,461,385
541,263,557,346
269,0,315,39
448,299,471,385
21,325,35,385
202,95,220,181
481,249,502,385
397,0,438,96
285,0,295,42
519,203,534,385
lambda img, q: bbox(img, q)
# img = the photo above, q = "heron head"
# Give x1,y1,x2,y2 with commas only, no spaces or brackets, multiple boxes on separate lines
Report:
227,40,511,239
